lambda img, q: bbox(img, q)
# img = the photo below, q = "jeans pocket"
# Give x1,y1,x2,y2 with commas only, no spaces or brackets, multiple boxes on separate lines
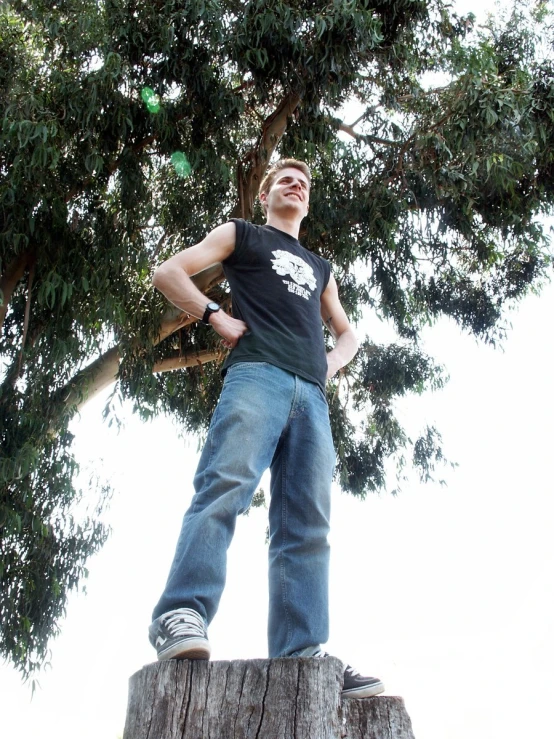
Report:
225,360,270,377
316,383,329,406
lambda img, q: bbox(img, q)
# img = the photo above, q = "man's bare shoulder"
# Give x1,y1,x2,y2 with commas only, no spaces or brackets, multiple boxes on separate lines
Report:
186,221,236,273
154,222,236,278
200,221,236,256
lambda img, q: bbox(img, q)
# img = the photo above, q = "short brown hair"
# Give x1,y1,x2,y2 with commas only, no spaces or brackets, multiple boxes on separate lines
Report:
259,159,311,199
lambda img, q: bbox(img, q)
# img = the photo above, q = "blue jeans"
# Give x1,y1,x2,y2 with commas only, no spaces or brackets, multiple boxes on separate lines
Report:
152,362,335,657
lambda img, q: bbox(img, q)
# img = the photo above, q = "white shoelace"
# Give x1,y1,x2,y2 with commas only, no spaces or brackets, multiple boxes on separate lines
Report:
313,650,360,677
162,608,206,637
344,664,361,678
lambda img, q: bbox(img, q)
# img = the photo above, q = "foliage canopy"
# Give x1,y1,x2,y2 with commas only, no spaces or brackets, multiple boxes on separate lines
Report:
1,0,553,677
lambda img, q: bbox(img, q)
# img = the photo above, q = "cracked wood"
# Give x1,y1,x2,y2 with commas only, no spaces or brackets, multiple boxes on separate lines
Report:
123,658,416,739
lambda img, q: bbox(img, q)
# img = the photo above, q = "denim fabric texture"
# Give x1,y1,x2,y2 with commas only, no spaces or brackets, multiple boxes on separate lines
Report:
152,362,335,658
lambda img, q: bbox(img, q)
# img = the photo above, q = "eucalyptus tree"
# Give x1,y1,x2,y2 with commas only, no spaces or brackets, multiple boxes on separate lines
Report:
1,0,552,676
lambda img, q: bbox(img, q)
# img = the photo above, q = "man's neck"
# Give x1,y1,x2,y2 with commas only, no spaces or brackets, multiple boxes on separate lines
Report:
265,213,302,239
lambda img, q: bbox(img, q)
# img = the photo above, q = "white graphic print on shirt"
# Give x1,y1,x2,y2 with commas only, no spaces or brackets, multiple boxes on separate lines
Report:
270,250,317,300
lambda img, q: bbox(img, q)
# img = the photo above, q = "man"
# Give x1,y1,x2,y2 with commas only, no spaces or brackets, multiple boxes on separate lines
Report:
149,159,384,698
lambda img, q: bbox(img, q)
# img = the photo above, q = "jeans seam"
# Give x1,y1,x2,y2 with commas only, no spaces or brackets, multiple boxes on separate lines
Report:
194,399,223,510
279,449,291,652
279,375,300,654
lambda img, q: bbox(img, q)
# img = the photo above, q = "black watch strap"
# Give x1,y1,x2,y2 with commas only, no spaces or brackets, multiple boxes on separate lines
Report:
202,302,221,325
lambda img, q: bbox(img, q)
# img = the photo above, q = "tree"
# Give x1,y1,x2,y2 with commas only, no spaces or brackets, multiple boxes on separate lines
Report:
1,0,552,678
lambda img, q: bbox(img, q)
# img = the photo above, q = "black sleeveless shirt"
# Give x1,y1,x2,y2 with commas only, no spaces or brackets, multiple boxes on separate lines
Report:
221,219,331,391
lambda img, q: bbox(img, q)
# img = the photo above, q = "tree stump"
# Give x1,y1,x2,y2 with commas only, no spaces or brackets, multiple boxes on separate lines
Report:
122,657,416,739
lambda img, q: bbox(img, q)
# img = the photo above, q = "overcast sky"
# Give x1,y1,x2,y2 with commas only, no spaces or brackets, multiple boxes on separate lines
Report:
2,266,552,739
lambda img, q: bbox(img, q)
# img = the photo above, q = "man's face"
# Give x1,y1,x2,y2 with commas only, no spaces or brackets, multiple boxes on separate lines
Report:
261,167,310,218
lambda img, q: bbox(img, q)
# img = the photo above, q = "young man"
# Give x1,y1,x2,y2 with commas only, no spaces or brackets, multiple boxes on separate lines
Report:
149,159,384,698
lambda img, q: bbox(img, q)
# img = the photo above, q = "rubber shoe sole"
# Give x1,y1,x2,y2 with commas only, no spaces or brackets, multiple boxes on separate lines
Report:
156,637,211,661
341,678,385,699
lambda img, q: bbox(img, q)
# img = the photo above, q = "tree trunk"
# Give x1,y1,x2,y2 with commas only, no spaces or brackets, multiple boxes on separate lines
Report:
122,658,416,739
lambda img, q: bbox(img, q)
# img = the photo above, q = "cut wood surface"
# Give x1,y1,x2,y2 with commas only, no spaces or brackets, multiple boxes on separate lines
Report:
123,658,416,739
339,696,417,739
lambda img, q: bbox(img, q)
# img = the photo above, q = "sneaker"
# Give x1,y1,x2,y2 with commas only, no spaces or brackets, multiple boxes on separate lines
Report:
342,663,385,698
312,650,384,699
149,608,211,661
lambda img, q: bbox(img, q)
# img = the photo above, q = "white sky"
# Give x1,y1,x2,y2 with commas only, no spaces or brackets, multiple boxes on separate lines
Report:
1,2,553,738
2,266,552,739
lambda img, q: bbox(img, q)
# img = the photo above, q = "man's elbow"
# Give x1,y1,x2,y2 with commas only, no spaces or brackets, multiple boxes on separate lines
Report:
152,263,171,291
344,326,359,350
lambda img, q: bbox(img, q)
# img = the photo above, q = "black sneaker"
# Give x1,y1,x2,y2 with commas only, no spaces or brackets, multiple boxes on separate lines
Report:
148,608,211,661
312,650,385,698
342,664,385,698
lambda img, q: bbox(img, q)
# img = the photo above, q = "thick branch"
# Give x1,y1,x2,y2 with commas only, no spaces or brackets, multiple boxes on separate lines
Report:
63,345,219,413
190,91,303,291
233,91,303,221
61,345,122,413
0,249,35,331
153,350,220,373
59,268,221,414
17,261,36,375
155,267,228,342
49,260,228,416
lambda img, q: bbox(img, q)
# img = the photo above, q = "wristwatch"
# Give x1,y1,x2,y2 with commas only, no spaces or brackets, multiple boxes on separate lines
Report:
202,301,221,325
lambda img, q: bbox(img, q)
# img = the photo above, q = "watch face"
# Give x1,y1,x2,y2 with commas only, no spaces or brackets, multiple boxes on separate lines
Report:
207,302,220,311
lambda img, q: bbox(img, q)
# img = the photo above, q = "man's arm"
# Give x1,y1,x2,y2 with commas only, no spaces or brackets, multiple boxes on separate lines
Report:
320,274,359,380
152,221,248,348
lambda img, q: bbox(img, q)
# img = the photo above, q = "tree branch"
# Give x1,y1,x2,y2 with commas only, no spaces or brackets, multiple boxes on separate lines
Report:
334,120,398,147
0,249,35,331
60,345,122,413
233,91,303,221
56,257,229,417
17,260,36,376
189,91,303,292
153,349,221,373
48,92,303,423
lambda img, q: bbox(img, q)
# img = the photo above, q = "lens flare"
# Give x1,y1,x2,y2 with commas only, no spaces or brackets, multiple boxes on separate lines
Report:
171,151,192,178
141,87,161,114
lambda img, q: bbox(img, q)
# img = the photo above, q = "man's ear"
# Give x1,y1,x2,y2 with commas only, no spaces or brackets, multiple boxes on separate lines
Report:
259,191,269,215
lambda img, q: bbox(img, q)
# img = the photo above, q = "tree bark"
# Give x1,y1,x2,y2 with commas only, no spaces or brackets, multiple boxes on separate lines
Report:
122,658,416,739
0,248,35,331
339,697,417,739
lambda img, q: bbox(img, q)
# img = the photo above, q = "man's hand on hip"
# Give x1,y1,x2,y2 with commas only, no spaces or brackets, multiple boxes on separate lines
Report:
209,311,248,349
326,351,343,380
